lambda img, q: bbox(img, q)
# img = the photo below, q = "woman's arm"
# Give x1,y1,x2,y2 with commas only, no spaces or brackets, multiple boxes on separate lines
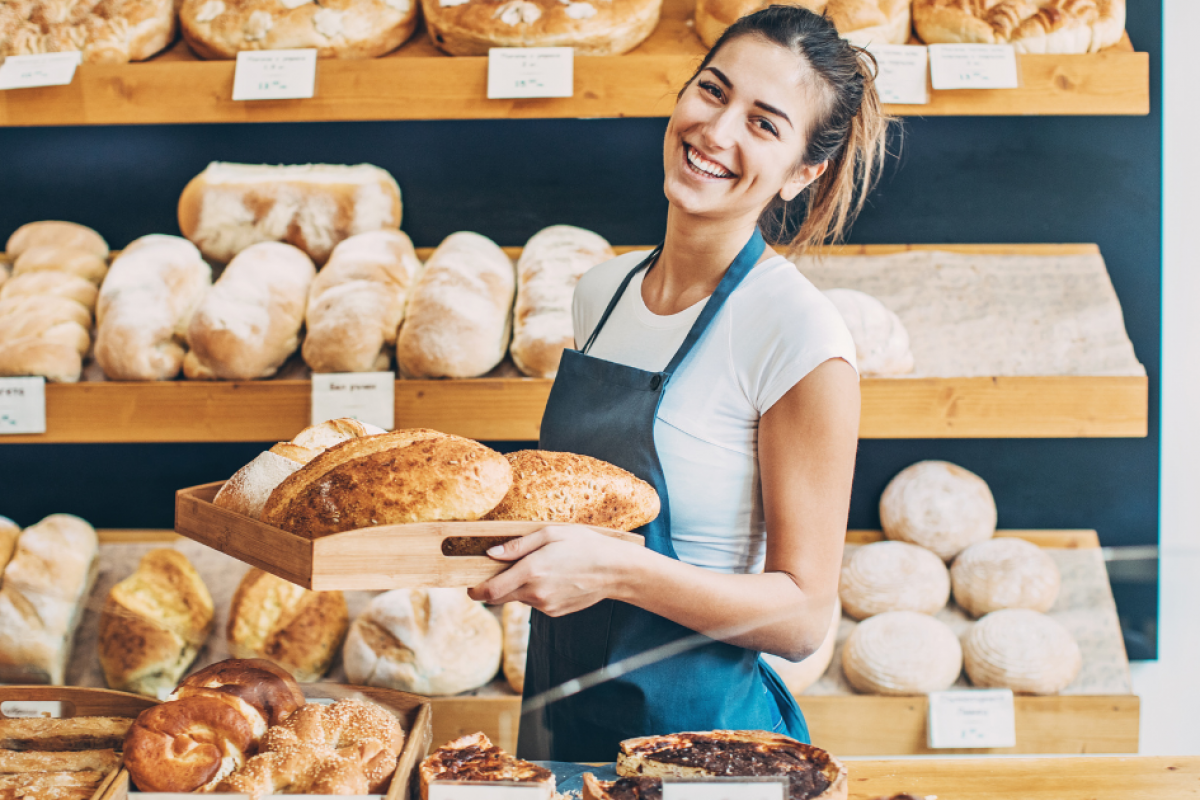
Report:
469,357,860,661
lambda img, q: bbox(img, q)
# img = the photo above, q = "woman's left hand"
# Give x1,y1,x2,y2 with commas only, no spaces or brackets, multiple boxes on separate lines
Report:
467,526,636,616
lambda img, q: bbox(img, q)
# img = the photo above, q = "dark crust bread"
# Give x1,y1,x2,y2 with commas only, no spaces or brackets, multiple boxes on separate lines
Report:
418,732,554,800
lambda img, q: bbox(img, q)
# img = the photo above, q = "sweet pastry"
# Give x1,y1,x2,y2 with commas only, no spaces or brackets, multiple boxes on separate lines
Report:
963,608,1081,694
913,0,1125,54
879,460,997,561
761,597,841,695
0,0,176,63
344,588,503,696
695,0,911,50
839,541,950,620
951,537,1061,618
502,602,531,694
841,610,962,695
823,288,914,377
419,732,555,800
422,0,662,55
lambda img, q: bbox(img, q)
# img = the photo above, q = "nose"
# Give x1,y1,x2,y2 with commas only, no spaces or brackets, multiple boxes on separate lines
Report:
698,105,738,152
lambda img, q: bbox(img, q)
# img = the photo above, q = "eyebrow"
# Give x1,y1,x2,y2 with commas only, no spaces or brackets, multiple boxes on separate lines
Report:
704,67,794,129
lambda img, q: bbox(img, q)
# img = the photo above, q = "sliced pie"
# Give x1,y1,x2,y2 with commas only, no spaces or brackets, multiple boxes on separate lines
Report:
418,733,556,800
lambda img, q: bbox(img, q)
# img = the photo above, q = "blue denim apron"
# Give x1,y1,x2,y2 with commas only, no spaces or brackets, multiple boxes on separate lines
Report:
517,228,810,762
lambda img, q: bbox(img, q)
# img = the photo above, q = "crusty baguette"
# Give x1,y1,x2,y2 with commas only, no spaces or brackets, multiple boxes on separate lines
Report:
0,747,119,774
5,222,108,261
12,246,107,285
0,717,131,752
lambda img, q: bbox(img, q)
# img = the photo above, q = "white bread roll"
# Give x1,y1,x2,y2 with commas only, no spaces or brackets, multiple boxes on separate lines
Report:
502,602,531,694
6,222,109,260
94,235,213,382
344,588,503,696
840,541,950,620
512,225,614,379
823,288,914,377
0,271,98,312
951,537,1061,618
841,610,962,696
303,230,422,373
178,162,403,265
183,242,316,380
880,460,997,561
13,246,108,285
963,608,1081,694
395,232,515,378
761,596,841,695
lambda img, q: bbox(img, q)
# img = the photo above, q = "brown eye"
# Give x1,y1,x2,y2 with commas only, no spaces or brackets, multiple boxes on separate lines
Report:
699,80,723,101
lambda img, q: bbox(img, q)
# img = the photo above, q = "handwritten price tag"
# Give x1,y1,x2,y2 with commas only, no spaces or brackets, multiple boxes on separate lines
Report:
487,48,573,99
232,49,317,101
929,44,1019,90
928,689,1017,749
428,781,552,800
867,44,929,105
662,777,788,800
311,372,394,431
0,52,81,90
0,377,46,435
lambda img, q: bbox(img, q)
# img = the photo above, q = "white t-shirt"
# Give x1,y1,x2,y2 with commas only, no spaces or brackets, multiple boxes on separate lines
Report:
572,250,857,574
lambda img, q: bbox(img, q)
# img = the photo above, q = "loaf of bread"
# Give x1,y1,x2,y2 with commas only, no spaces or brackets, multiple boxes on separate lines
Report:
963,608,1081,694
169,658,306,727
6,222,108,260
344,588,503,695
0,515,98,684
0,271,98,312
183,242,316,380
290,418,387,449
0,517,18,574
839,541,950,620
880,460,997,561
0,0,176,62
762,597,841,695
951,537,1061,618
423,0,662,55
841,610,962,695
0,274,93,382
180,0,419,59
94,235,213,381
914,0,1125,53
823,288,914,377
303,230,422,373
512,225,614,379
12,246,108,285
0,338,84,383
502,602,531,694
227,569,349,682
261,429,513,538
0,715,131,751
695,0,910,49
395,232,515,379
178,162,403,264
98,549,214,699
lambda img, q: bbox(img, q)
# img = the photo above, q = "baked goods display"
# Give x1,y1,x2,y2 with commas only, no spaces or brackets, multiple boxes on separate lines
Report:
511,225,614,379
303,230,423,374
395,232,515,379
840,610,963,695
839,540,950,620
227,568,350,682
6,222,109,261
951,536,1061,617
180,0,420,59
913,0,1125,53
695,0,910,50
823,288,915,377
762,597,841,695
0,712,130,800
0,0,176,63
183,242,317,381
344,588,503,696
178,162,404,265
880,460,997,561
502,601,531,694
419,732,555,799
963,607,1082,694
422,0,661,56
98,548,214,698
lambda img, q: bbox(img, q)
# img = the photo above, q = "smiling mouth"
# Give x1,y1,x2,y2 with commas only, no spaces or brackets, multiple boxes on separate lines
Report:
684,143,735,179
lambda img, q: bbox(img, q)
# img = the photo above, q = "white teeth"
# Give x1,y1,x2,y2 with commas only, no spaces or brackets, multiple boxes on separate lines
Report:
686,146,732,178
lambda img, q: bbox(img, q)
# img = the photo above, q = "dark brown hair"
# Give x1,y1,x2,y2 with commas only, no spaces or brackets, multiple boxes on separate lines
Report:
682,5,893,254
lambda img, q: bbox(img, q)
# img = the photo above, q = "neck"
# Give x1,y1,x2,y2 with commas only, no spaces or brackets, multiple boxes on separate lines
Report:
658,204,764,293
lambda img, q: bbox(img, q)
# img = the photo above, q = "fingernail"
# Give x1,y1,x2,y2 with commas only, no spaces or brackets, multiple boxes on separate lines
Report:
487,545,504,556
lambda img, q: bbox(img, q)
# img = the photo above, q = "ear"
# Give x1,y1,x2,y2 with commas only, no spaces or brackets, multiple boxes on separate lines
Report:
781,160,829,202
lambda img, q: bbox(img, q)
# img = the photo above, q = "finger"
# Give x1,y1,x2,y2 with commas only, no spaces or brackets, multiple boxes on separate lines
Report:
470,559,534,604
486,529,555,561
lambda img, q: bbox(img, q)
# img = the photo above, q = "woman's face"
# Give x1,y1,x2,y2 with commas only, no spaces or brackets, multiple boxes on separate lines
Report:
663,35,828,220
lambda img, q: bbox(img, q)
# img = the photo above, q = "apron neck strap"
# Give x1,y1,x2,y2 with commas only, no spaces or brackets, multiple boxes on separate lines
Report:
580,244,663,356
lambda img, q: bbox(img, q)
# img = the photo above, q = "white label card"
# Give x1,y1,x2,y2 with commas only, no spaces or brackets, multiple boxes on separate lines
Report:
928,688,1017,749
1,701,64,719
428,781,551,800
0,377,46,434
0,52,81,90
310,372,395,431
662,777,788,800
928,44,1020,90
232,49,317,101
867,45,929,105
487,48,573,99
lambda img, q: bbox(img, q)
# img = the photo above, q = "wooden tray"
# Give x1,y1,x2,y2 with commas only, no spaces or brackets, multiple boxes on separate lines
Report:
175,481,644,591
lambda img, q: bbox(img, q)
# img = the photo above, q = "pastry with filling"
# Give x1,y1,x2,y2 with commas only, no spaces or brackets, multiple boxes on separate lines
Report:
913,0,1125,53
419,732,555,800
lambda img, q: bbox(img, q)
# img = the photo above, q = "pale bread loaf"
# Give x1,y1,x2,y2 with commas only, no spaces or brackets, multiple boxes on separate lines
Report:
0,338,83,383
214,449,314,520
303,230,422,374
914,0,1125,54
394,232,515,379
841,610,962,695
0,264,7,290
484,450,660,532
951,537,1061,618
95,235,213,382
0,294,91,330
695,0,910,49
840,541,950,620
502,602,531,694
6,222,108,259
183,242,316,381
423,0,661,55
880,460,997,561
178,162,403,264
0,270,98,312
344,588,502,696
262,430,514,538
0,0,176,62
0,518,18,574
13,246,108,285
963,608,1081,694
823,288,914,377
290,418,388,449
512,225,614,379
761,596,841,695
0,312,90,356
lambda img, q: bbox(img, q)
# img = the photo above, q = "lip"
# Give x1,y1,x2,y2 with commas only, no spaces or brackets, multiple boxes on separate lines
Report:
682,142,736,180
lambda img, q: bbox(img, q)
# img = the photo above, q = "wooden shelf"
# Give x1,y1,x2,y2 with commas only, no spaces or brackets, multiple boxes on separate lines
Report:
0,0,1148,126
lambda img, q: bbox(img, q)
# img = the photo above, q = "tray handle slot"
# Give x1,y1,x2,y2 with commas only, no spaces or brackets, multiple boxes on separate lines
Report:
441,536,519,557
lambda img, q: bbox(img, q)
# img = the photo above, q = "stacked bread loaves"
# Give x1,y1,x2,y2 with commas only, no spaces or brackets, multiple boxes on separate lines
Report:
913,0,1125,53
0,0,176,62
695,0,911,49
841,610,963,695
840,540,949,620
951,536,1061,618
422,0,662,55
823,288,914,377
880,460,997,561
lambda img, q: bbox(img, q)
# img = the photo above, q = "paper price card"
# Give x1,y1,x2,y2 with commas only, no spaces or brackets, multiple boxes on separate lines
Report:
311,372,395,431
232,49,317,101
429,781,553,800
662,777,788,800
866,45,929,105
928,688,1017,749
487,48,574,99
929,44,1019,90
0,377,46,435
0,52,82,90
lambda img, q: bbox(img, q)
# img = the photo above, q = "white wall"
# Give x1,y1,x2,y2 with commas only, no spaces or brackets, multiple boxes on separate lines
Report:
1127,0,1200,755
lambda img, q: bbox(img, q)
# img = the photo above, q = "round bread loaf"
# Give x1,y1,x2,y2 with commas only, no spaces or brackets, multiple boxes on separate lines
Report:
343,588,503,696
823,288,914,377
880,460,996,561
840,541,950,620
761,596,841,695
695,0,910,49
841,610,962,695
963,608,1081,694
951,537,1061,618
